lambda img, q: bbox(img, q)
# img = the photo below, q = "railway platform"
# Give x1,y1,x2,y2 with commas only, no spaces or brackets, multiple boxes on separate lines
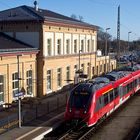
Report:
0,107,65,140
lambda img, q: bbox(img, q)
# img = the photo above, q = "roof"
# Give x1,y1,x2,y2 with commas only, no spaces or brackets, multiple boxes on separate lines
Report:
0,5,98,30
0,32,38,54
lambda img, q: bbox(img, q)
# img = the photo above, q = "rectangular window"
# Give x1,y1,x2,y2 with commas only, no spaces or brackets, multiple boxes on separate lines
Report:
87,40,90,52
92,40,94,52
47,39,51,56
47,70,52,91
57,68,62,87
66,39,70,54
87,63,90,75
95,96,103,112
92,67,95,76
74,40,77,53
81,64,84,73
0,75,4,103
96,66,98,75
81,40,84,52
74,65,78,74
114,88,118,98
57,39,61,55
100,64,102,73
104,93,109,105
26,70,33,95
109,91,114,102
104,64,106,72
66,66,70,83
12,72,19,97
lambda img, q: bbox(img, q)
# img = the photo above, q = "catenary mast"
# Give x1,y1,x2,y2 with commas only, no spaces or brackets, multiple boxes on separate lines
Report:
117,5,120,60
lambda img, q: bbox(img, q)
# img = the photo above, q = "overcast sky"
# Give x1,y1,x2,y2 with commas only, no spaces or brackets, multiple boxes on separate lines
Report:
0,0,139,41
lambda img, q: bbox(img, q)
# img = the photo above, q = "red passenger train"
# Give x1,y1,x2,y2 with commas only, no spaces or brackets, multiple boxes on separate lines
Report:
64,65,140,127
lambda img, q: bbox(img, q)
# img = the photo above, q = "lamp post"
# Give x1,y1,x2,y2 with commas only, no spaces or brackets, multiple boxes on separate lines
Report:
128,31,132,53
17,54,22,128
105,28,110,73
79,50,82,72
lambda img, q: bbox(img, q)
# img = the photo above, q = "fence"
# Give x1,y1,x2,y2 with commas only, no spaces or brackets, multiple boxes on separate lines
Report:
0,111,26,134
0,84,72,134
22,91,69,124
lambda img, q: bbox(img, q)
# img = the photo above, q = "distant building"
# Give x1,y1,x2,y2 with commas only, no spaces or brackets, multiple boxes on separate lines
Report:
0,5,116,101
0,32,38,104
97,49,102,56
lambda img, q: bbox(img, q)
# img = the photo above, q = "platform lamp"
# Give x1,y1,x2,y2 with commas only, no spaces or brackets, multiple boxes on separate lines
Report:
105,28,110,74
128,31,132,52
17,54,22,128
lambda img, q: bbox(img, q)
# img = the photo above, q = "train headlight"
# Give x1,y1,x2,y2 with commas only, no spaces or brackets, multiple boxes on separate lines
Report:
69,108,72,113
84,110,87,114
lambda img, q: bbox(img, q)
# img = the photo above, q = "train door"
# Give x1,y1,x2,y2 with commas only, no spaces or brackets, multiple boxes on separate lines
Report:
118,85,123,98
113,87,120,108
118,85,123,105
98,96,104,118
95,96,104,120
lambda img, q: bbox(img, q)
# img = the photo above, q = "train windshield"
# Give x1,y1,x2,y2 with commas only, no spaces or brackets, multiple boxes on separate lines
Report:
69,84,93,109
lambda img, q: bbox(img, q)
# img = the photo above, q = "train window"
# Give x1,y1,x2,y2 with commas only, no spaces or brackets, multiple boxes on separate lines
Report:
136,78,139,86
104,93,109,106
114,88,118,98
127,84,130,92
123,86,127,95
109,91,114,102
126,82,133,93
99,97,102,104
136,79,138,86
70,90,91,109
95,96,103,112
130,82,133,90
133,80,136,88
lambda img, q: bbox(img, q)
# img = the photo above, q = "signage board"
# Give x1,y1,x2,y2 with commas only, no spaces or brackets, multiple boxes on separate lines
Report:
14,92,24,98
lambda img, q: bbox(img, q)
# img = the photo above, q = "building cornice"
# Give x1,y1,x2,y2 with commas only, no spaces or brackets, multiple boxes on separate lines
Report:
0,48,38,57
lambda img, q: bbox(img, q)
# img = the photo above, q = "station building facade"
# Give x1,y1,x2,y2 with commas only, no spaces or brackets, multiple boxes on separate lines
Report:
0,32,38,104
0,5,116,102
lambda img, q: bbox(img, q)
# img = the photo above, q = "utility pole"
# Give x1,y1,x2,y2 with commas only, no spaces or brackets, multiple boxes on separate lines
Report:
105,28,110,74
117,5,120,60
79,50,82,72
128,31,132,52
17,55,22,128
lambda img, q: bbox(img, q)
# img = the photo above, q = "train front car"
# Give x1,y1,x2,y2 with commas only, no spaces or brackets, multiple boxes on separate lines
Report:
64,83,95,127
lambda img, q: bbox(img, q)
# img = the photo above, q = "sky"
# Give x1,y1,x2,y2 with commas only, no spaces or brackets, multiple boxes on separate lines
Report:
0,0,139,41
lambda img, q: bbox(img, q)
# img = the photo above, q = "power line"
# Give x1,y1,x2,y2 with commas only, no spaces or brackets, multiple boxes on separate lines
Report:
120,24,140,39
87,0,117,7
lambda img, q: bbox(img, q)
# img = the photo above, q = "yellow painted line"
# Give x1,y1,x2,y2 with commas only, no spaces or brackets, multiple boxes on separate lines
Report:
102,88,113,95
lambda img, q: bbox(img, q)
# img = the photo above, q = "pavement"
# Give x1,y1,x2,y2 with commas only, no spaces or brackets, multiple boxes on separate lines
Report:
0,107,65,140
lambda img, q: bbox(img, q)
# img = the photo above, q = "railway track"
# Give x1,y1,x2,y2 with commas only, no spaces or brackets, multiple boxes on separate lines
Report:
43,93,140,140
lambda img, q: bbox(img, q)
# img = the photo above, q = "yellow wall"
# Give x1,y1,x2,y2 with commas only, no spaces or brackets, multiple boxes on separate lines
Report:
0,22,116,98
0,53,37,104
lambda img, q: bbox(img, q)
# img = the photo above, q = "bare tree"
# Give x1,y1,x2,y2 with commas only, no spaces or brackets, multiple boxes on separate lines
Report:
71,14,77,19
79,15,84,21
70,14,84,21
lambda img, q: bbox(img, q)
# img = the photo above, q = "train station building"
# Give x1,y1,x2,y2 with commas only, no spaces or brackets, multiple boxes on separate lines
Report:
0,32,38,104
0,4,116,104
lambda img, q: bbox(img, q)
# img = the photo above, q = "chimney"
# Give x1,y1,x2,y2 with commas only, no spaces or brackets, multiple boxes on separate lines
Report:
34,0,38,11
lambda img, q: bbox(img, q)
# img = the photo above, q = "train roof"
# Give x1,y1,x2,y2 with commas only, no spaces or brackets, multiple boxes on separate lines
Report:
119,64,140,71
104,71,128,81
73,64,140,94
73,77,111,94
104,64,140,81
73,83,93,93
